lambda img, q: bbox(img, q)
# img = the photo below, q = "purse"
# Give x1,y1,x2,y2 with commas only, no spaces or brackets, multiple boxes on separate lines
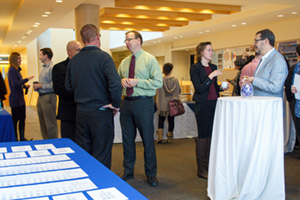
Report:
168,99,185,117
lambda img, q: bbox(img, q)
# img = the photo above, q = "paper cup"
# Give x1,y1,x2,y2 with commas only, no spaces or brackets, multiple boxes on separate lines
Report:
221,81,228,88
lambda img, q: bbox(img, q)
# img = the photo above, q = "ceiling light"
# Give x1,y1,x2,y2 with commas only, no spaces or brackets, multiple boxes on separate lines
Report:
158,41,161,43
42,14,48,17
174,37,178,39
45,11,51,15
17,41,22,44
21,36,27,39
33,24,39,27
199,32,203,34
241,22,246,25
56,0,63,2
205,30,210,33
232,24,237,27
179,36,183,38
292,12,297,15
153,41,157,44
277,14,284,18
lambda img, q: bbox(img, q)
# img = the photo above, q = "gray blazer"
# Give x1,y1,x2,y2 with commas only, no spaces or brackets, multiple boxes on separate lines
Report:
253,49,288,98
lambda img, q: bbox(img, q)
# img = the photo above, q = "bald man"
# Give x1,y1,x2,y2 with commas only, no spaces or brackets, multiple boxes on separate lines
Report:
52,41,82,141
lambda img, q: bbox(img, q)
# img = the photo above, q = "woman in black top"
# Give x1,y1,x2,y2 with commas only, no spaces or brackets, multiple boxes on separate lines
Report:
190,41,229,179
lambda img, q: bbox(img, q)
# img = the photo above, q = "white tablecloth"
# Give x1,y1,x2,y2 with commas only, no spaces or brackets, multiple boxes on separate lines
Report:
208,97,285,200
113,103,198,143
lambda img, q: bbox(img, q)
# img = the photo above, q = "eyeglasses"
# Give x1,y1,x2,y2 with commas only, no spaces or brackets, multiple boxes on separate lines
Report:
124,38,136,43
254,38,264,43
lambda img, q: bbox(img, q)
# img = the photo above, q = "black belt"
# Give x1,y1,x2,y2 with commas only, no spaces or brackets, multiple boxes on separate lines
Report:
124,96,151,101
39,92,54,96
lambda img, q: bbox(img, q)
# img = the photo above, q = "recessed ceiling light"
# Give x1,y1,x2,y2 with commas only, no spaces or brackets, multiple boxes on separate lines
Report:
158,40,161,43
45,11,51,15
35,22,40,25
232,24,237,27
277,14,284,18
33,24,39,27
56,0,63,2
17,41,22,44
153,41,157,43
42,14,48,17
179,36,183,38
205,30,210,33
199,32,203,34
21,36,27,39
241,22,246,25
174,37,178,39
292,11,297,15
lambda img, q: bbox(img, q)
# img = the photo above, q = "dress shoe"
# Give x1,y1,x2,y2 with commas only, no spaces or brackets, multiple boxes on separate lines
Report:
147,176,158,187
121,173,134,181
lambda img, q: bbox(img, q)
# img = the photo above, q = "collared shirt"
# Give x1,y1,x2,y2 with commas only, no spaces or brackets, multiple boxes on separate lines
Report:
118,49,163,97
255,48,275,75
38,61,54,94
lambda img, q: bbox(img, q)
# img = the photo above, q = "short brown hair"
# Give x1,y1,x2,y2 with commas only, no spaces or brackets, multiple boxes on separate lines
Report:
80,24,98,44
125,31,143,45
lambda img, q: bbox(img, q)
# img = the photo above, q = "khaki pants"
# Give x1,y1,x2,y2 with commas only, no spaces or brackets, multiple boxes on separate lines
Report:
37,93,58,139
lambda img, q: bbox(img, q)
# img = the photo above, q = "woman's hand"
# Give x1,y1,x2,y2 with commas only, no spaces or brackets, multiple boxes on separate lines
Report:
209,70,222,79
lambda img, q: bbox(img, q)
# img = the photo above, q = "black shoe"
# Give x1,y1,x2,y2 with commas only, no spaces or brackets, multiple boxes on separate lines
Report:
147,176,158,187
121,173,134,181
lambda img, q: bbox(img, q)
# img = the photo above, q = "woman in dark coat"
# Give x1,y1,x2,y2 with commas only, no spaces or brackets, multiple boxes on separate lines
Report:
190,41,229,179
0,72,7,108
8,52,34,141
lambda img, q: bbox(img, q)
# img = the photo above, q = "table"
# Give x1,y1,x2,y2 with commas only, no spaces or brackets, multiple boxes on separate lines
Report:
113,103,198,143
0,108,16,142
207,97,285,200
0,138,147,200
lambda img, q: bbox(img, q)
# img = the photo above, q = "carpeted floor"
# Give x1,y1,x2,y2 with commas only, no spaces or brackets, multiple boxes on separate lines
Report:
11,106,300,199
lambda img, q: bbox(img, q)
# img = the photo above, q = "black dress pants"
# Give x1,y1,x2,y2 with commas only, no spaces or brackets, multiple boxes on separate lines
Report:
76,109,114,169
11,105,26,141
120,97,157,177
194,100,217,138
61,120,76,142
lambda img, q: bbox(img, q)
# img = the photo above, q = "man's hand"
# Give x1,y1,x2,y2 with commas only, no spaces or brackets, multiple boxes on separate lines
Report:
121,78,138,88
243,76,255,84
291,86,297,94
33,83,42,91
102,104,120,117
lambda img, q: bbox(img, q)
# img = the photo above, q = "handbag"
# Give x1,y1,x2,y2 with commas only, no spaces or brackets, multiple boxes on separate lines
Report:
168,99,185,117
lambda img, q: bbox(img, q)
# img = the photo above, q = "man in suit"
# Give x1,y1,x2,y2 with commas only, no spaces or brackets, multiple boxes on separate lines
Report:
52,41,82,141
244,29,288,97
65,24,122,169
118,31,163,187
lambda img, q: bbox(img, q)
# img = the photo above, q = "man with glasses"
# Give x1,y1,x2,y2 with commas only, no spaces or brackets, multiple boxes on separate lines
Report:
118,31,162,187
65,24,122,169
244,29,288,97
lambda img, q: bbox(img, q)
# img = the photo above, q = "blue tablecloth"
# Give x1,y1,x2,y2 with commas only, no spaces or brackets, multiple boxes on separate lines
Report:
0,138,147,199
0,109,16,142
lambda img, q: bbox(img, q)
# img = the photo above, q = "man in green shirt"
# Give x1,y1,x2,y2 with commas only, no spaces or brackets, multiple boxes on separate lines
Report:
118,31,163,187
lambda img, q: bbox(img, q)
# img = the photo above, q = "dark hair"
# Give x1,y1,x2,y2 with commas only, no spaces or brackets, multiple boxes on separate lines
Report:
234,58,247,70
40,48,53,59
163,63,173,75
246,55,255,64
196,41,211,62
80,24,98,44
9,52,20,70
125,30,143,45
296,44,300,56
256,29,275,47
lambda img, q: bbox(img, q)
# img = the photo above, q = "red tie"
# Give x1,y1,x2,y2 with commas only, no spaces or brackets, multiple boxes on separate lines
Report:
126,55,135,96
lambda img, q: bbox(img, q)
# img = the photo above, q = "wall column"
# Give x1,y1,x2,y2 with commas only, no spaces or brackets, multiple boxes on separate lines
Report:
75,4,100,42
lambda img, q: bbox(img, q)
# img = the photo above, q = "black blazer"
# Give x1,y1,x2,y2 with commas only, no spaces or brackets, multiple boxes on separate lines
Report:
52,58,76,121
190,61,221,103
0,72,7,100
285,65,296,102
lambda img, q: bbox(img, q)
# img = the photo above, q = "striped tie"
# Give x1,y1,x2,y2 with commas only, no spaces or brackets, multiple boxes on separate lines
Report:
126,55,135,96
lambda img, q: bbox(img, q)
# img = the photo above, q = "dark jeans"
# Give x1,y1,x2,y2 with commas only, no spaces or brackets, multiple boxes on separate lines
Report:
158,114,175,132
194,100,217,138
61,120,76,142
